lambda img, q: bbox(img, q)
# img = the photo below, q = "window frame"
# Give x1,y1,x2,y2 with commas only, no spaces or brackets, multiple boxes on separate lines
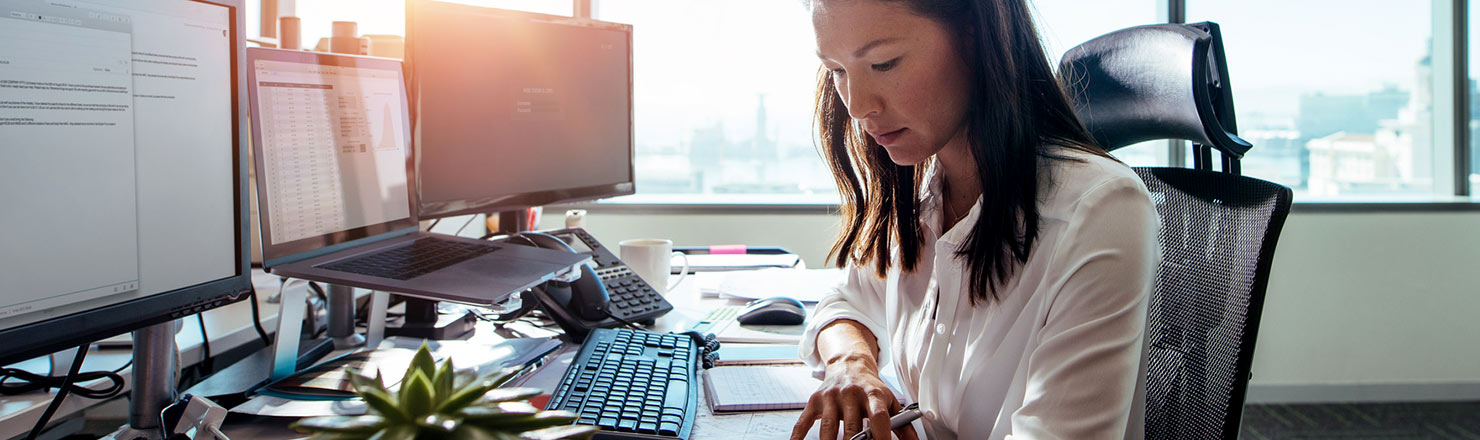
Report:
256,0,1479,212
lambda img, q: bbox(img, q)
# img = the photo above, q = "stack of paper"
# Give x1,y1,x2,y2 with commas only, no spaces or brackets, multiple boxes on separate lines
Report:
716,268,844,303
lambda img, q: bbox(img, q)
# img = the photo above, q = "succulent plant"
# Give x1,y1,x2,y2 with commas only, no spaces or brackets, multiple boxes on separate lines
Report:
291,344,596,440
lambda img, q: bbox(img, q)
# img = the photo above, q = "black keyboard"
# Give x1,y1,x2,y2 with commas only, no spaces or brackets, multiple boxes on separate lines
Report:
317,237,498,280
547,328,699,439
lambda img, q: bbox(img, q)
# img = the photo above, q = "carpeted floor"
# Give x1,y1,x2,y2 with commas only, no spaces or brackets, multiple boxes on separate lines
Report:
1240,402,1480,439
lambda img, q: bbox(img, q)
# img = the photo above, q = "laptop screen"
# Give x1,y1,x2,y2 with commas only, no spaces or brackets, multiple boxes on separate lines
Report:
247,49,418,265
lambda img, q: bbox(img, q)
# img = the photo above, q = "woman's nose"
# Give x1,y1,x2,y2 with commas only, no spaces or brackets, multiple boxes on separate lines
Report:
840,77,882,120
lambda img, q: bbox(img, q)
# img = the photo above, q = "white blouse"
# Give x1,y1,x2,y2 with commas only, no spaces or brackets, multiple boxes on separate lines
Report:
799,150,1159,439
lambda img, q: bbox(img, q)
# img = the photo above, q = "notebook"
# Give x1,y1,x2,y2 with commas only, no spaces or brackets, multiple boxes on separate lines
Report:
714,344,803,366
703,365,821,412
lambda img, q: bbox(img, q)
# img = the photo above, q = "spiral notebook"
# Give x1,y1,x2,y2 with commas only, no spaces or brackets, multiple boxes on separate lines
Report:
703,365,821,412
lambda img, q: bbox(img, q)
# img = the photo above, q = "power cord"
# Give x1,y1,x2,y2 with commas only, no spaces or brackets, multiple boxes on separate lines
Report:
22,345,90,440
196,313,212,372
248,288,273,347
0,363,125,399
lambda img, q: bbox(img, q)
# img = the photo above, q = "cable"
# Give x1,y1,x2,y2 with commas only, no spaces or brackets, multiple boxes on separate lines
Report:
24,345,88,440
248,288,273,346
454,214,478,236
428,218,441,230
0,365,125,399
196,313,212,373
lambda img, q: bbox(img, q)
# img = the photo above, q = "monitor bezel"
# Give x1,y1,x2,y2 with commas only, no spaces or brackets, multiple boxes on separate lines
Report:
245,48,420,267
0,0,253,366
406,0,636,220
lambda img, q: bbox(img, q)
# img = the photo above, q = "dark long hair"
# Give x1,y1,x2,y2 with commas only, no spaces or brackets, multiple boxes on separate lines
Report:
818,0,1111,305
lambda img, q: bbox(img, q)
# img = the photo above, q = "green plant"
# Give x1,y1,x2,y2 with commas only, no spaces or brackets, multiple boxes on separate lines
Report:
291,344,596,440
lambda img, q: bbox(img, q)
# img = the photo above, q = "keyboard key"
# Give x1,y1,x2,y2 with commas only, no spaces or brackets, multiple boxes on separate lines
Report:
549,328,696,440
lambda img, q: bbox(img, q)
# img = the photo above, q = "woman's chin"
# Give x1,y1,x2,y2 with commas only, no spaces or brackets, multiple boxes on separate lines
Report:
882,145,931,167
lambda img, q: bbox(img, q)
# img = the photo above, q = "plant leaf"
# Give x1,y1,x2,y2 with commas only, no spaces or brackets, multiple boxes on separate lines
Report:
347,371,387,395
450,424,502,440
433,359,456,401
290,415,386,434
399,370,435,418
418,413,462,433
360,389,408,423
459,402,540,423
477,387,543,404
404,344,437,394
487,366,524,388
433,379,495,415
468,410,580,432
518,424,599,440
366,424,418,440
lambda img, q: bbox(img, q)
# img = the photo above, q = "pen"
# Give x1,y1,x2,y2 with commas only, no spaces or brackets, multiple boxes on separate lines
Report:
848,402,921,440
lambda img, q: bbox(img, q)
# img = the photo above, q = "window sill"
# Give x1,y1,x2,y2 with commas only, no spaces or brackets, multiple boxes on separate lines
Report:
551,194,1480,215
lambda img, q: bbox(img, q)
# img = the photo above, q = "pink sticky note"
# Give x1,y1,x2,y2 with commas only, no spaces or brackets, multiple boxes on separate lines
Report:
709,244,747,255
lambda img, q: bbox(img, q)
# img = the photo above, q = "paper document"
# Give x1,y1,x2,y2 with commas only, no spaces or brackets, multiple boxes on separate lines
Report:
704,365,821,412
718,268,844,303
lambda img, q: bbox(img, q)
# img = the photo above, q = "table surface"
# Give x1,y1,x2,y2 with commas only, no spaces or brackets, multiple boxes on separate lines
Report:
219,271,823,440
0,270,290,440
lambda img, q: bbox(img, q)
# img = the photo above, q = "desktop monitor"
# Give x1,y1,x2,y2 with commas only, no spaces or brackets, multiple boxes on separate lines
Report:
0,0,252,365
406,0,635,220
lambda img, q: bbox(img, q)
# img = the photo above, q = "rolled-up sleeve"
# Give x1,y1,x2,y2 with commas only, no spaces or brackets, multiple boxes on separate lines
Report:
798,262,893,373
1009,176,1160,439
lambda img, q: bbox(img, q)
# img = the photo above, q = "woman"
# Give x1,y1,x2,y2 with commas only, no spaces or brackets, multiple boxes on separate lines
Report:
789,0,1159,439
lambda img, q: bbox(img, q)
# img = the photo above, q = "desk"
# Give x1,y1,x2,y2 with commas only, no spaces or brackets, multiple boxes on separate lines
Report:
220,272,817,440
0,270,288,440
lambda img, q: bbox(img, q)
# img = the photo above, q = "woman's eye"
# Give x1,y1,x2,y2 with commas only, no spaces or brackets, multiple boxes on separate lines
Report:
828,67,846,76
872,59,897,72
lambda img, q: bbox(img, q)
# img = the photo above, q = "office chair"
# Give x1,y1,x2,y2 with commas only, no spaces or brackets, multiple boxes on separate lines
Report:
1059,22,1294,440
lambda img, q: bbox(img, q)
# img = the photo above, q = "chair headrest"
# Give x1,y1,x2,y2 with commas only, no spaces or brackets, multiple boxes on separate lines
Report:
1059,22,1251,159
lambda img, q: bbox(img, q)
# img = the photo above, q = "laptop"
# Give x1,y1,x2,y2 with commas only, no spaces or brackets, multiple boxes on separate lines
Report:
245,48,587,305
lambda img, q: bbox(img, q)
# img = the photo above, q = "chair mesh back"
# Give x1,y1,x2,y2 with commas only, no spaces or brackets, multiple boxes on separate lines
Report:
1136,167,1292,440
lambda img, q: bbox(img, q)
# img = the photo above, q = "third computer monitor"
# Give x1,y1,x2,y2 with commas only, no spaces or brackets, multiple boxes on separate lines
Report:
0,0,251,365
406,0,635,220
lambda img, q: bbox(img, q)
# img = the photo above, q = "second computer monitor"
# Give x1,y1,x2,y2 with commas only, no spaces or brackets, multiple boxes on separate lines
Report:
407,1,634,220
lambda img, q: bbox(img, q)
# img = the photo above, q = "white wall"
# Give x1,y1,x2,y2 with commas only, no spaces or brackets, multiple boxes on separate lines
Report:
548,208,1480,402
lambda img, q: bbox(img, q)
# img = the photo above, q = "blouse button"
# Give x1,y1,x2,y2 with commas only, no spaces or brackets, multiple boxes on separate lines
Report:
935,324,946,335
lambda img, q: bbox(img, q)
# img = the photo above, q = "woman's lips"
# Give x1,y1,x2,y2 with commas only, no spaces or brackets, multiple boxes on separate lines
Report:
872,128,907,146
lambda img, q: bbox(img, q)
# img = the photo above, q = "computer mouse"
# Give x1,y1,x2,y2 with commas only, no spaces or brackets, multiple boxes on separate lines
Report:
737,296,806,326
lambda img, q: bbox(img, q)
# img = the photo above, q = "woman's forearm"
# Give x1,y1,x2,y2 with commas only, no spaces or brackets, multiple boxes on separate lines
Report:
817,319,882,370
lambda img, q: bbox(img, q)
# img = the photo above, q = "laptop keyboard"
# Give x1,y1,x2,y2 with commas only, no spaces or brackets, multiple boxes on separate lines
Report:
317,237,499,280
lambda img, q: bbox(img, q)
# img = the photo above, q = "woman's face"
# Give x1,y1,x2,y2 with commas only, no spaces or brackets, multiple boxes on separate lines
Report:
814,0,972,166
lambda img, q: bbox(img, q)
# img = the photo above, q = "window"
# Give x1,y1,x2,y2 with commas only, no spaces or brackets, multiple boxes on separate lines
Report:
1189,1,1439,200
245,0,1471,205
597,0,1161,203
287,0,570,52
1471,0,1480,196
597,0,832,203
1032,0,1164,168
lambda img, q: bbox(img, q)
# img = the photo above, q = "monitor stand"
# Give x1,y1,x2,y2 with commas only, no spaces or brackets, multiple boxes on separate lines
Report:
497,208,533,234
101,321,176,440
383,298,477,340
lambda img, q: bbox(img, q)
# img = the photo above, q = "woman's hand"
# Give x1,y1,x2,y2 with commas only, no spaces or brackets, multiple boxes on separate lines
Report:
790,355,919,440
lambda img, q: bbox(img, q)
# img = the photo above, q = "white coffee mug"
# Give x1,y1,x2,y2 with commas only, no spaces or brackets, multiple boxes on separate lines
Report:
619,238,689,294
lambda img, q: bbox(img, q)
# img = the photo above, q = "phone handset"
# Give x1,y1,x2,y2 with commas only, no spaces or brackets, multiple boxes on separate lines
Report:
509,232,612,340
